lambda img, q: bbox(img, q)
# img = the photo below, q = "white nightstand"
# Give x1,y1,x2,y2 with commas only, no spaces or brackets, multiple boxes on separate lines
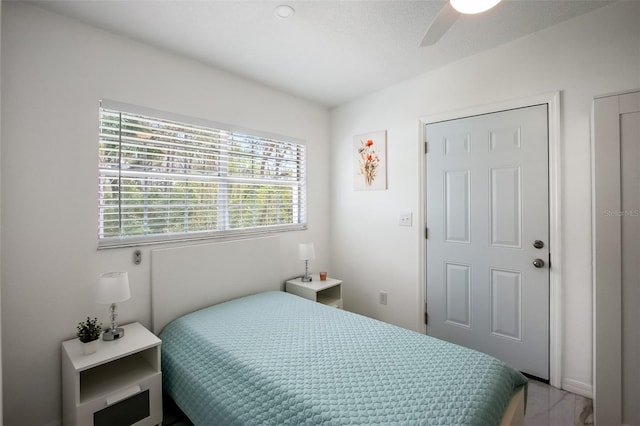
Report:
62,322,162,426
285,275,343,308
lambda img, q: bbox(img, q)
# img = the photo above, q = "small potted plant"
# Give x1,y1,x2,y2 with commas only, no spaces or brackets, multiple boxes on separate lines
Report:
77,317,102,355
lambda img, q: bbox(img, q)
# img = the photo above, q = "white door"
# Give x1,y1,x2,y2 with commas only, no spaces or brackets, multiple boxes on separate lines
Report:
620,103,640,426
426,105,549,380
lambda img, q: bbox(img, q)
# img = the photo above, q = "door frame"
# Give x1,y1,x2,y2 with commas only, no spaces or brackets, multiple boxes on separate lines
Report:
418,91,562,389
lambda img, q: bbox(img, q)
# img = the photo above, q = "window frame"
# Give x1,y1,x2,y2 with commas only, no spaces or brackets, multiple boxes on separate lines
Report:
98,100,308,249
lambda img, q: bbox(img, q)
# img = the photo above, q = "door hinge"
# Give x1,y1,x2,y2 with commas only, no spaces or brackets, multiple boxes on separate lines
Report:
425,227,429,239
424,141,428,154
424,311,429,325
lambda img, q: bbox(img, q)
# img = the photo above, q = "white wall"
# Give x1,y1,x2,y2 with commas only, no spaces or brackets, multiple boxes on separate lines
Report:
330,1,640,397
1,3,330,425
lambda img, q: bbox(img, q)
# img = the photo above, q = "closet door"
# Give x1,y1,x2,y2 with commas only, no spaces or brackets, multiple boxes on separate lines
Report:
592,90,640,426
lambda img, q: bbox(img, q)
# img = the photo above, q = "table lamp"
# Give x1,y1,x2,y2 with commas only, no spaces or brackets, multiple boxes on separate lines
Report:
96,271,131,340
299,243,315,282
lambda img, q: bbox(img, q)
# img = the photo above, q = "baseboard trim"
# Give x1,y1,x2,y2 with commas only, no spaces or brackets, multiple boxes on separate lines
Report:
562,378,593,398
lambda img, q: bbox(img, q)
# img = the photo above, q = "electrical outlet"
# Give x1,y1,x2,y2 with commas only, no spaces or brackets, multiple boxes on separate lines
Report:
379,291,388,305
399,212,412,227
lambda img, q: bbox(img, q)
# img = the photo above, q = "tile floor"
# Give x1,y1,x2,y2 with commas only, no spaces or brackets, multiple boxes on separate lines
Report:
163,379,594,425
525,379,593,426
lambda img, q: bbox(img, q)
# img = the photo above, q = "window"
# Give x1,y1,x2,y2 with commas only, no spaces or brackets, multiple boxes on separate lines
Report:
98,101,307,248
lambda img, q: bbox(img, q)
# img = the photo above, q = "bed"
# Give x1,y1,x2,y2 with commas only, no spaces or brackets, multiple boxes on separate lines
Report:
151,237,527,425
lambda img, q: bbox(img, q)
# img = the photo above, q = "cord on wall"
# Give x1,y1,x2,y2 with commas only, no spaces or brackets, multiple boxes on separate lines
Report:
134,250,142,265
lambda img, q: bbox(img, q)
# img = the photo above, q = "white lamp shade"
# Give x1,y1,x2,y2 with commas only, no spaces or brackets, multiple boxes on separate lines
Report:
450,0,502,14
96,272,131,304
298,243,316,261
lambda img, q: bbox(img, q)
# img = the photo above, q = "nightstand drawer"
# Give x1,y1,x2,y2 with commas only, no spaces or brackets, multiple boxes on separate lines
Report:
94,388,149,426
76,372,161,426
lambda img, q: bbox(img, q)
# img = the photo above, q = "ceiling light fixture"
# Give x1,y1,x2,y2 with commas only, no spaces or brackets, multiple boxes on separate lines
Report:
274,5,295,19
450,0,502,14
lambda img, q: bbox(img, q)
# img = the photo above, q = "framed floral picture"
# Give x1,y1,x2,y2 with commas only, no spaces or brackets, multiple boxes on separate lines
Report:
354,130,387,191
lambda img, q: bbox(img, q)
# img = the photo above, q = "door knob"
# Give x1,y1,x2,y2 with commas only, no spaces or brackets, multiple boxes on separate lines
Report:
533,258,545,268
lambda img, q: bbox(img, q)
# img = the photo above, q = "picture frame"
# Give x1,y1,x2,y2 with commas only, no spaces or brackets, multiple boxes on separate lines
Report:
353,130,387,191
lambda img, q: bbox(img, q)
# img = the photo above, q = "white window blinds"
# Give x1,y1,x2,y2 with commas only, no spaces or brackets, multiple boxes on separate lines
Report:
98,101,307,248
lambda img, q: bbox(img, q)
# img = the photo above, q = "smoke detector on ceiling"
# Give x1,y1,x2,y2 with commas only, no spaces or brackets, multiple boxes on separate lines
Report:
274,5,295,19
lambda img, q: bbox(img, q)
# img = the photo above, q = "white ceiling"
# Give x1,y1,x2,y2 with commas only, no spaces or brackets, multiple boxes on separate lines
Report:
30,0,613,107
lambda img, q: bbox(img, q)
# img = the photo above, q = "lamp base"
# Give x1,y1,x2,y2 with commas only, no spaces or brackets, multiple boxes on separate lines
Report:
301,275,313,282
102,327,125,341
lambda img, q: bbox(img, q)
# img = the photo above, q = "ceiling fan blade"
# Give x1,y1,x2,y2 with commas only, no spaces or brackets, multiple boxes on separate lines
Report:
420,2,459,47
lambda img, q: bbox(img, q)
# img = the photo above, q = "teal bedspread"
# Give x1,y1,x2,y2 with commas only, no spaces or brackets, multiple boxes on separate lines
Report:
160,291,527,425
